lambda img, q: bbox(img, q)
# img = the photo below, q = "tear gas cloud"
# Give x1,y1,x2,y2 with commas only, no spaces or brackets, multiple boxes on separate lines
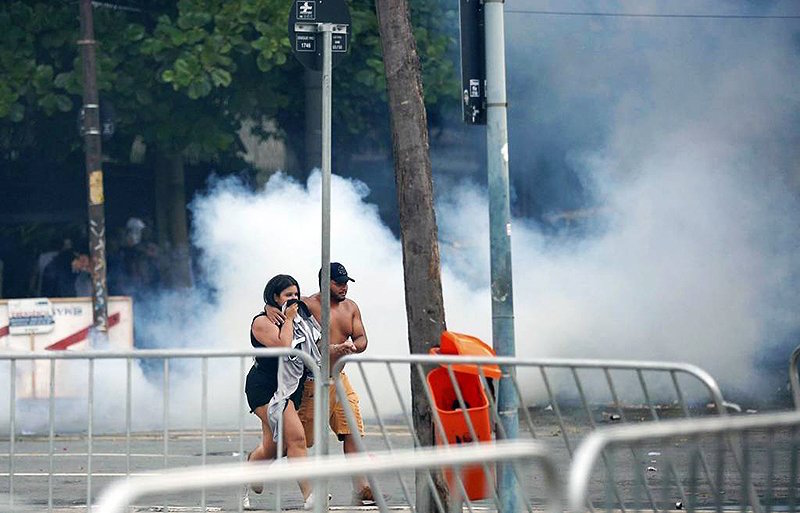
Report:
199,0,796,411
3,0,799,433
498,0,800,395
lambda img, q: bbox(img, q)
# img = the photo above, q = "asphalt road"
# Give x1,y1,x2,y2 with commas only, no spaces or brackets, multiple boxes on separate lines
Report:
0,408,797,512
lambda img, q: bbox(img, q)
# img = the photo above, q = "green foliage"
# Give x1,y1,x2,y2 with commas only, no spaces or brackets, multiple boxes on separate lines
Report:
0,0,459,164
0,3,75,120
326,0,459,150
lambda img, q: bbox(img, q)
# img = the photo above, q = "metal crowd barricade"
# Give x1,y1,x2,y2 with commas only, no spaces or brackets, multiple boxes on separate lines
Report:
95,440,562,513
0,348,322,513
568,410,800,513
331,353,731,512
790,345,800,409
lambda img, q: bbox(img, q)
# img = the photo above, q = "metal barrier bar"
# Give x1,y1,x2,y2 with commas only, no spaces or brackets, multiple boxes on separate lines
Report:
791,345,800,409
201,357,208,510
605,368,658,511
87,358,94,509
125,358,131,478
1,350,729,511
766,428,775,513
791,425,798,513
356,361,417,511
8,361,15,509
162,357,169,513
446,365,505,513
332,353,730,511
48,359,55,510
571,366,626,513
568,410,800,513
541,366,572,451
385,360,446,513
95,440,561,513
237,356,245,513
0,348,322,512
276,356,284,513
476,367,535,513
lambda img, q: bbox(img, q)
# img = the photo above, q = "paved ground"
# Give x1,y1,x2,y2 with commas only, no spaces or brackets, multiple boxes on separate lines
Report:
1,415,797,512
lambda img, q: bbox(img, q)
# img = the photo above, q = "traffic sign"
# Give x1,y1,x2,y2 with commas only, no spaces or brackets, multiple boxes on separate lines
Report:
289,0,351,71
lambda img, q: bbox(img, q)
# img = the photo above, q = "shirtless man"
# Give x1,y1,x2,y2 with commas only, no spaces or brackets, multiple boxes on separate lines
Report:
267,262,374,505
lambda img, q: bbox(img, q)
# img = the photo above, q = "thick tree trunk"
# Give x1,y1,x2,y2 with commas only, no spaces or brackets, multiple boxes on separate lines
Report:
375,0,448,510
154,152,192,288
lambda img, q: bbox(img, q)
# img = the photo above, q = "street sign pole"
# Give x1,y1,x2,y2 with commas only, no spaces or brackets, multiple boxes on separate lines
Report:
319,23,333,502
290,4,351,511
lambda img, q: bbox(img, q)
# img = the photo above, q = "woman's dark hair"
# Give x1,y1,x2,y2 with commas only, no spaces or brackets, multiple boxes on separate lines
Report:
263,274,300,307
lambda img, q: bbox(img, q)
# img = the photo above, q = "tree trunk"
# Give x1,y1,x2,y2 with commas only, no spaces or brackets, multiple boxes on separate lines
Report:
375,0,449,510
154,152,192,288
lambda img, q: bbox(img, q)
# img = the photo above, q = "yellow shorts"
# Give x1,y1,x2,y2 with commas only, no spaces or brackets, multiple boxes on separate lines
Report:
298,371,365,447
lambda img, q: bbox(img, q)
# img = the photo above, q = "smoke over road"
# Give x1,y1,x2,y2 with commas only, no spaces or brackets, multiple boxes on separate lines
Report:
2,0,799,433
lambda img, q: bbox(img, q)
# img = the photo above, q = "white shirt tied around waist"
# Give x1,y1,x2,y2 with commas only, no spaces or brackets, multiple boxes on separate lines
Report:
266,307,322,441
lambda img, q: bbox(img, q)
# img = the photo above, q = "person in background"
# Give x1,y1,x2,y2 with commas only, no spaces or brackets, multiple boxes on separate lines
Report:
31,236,62,296
108,217,160,297
40,238,77,297
72,253,92,297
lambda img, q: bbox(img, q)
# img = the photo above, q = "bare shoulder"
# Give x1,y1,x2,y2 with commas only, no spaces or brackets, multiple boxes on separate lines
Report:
344,298,361,315
252,315,276,333
304,293,322,316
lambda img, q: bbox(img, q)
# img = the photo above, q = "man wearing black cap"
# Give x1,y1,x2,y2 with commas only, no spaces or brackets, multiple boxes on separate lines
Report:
265,262,374,505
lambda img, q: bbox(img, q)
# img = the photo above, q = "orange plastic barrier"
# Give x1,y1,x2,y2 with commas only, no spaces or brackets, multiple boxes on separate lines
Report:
426,331,497,500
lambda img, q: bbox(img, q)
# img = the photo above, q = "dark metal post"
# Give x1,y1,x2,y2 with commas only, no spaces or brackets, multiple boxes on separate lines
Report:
78,0,109,339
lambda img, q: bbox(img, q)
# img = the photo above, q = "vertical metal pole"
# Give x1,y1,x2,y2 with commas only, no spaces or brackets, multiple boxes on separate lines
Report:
484,1,518,512
318,22,334,513
239,357,246,461
163,359,169,513
201,358,208,511
277,358,284,511
126,358,131,477
87,358,94,509
30,335,36,397
8,361,15,507
78,0,109,342
49,360,55,513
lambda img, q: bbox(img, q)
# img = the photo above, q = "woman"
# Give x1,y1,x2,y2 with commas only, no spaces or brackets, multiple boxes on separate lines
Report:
243,274,322,510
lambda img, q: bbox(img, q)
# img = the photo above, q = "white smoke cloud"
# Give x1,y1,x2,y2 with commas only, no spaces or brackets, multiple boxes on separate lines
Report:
93,0,800,425
3,0,798,435
497,0,800,392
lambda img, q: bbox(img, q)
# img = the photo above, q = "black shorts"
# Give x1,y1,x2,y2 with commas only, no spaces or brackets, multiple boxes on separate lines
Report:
245,364,306,413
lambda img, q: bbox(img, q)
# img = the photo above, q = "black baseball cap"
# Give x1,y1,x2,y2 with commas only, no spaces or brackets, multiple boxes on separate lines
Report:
319,262,355,284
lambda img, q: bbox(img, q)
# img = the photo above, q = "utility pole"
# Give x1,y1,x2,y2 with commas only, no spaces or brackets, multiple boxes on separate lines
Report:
78,0,109,341
485,0,518,511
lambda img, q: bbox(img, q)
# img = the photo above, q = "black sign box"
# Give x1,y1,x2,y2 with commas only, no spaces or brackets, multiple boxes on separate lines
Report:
459,0,486,125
